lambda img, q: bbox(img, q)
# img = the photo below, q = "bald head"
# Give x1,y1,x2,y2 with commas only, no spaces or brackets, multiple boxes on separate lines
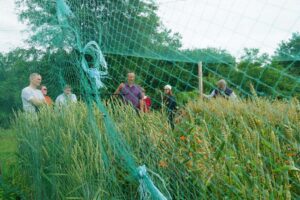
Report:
127,72,135,85
29,73,42,88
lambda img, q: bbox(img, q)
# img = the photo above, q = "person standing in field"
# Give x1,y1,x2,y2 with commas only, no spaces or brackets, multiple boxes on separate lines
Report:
164,84,177,130
114,72,144,111
204,79,237,100
41,85,53,106
55,84,77,107
21,73,46,112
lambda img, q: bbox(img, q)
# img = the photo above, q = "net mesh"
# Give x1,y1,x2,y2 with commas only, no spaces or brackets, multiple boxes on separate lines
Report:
0,0,299,199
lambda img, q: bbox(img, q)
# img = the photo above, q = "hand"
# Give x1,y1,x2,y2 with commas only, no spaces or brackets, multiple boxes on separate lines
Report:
114,83,125,95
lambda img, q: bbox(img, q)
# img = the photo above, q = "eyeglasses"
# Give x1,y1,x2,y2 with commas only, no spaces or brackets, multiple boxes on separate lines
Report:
42,88,47,91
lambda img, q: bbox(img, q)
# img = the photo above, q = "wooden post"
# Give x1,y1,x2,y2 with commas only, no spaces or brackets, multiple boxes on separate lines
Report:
198,62,203,98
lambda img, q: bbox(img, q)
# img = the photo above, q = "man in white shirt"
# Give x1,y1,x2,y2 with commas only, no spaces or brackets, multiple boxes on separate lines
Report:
21,73,46,112
55,84,77,106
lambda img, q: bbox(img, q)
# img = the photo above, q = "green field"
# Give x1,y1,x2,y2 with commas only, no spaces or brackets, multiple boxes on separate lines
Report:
2,98,298,199
0,128,20,199
0,128,16,164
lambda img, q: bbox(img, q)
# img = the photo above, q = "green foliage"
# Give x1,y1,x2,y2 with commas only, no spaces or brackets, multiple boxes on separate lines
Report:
16,0,182,56
0,129,24,200
8,98,300,199
274,32,300,76
0,48,44,127
176,90,199,105
182,48,236,64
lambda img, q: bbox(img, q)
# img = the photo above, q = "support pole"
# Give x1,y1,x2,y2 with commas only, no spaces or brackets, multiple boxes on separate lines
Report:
198,62,203,98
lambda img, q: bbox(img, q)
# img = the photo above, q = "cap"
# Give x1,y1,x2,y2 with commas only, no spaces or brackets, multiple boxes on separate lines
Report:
164,84,172,90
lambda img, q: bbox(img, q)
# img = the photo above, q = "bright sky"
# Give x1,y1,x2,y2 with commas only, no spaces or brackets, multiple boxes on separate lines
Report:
0,0,300,56
0,0,27,52
157,0,300,56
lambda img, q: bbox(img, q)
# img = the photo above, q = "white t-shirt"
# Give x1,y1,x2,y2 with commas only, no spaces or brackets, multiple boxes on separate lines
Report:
21,86,45,112
55,93,77,106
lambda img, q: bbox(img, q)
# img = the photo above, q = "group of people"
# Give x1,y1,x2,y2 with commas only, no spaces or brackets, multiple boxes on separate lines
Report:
21,73,77,113
21,72,236,130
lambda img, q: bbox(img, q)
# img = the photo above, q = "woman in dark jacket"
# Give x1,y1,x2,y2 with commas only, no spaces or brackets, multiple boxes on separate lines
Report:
164,85,177,130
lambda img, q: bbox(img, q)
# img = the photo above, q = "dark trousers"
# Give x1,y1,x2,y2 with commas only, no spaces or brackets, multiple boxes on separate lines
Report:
168,111,175,130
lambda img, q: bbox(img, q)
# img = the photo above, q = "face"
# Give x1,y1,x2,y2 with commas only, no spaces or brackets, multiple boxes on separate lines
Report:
41,86,48,95
127,73,135,84
164,88,170,94
31,75,42,87
64,87,72,95
218,83,226,90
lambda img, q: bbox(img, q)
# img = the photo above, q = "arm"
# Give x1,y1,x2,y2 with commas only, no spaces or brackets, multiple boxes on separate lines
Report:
72,94,78,102
138,90,145,112
203,89,216,99
29,98,45,106
170,97,177,111
55,95,63,107
22,89,45,107
229,91,237,101
140,99,145,112
114,83,125,95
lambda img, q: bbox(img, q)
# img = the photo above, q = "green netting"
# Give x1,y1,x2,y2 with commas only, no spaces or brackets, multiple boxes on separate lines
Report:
0,0,300,199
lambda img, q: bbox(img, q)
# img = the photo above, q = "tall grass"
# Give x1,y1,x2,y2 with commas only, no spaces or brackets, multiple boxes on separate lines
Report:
12,98,300,199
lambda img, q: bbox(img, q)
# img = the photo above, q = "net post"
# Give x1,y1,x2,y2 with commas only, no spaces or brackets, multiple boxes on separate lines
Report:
198,61,203,98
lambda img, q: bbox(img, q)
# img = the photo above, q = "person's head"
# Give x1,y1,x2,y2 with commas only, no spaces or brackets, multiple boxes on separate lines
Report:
164,84,172,95
127,72,135,84
29,73,42,87
63,84,72,95
41,85,48,96
217,79,227,91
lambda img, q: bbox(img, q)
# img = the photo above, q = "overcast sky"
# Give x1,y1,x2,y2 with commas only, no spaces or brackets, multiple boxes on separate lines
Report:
0,0,27,52
0,0,300,56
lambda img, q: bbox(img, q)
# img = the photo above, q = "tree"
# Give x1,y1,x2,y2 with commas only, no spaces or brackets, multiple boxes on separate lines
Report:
16,0,182,55
240,48,270,66
273,32,300,76
182,47,236,64
0,48,44,127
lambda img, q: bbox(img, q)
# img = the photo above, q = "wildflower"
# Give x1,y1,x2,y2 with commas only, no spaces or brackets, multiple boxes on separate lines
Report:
159,160,168,168
287,153,296,157
180,135,186,141
196,138,202,144
186,160,193,169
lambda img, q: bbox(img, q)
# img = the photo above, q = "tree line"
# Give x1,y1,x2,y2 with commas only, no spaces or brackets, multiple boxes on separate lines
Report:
0,0,299,128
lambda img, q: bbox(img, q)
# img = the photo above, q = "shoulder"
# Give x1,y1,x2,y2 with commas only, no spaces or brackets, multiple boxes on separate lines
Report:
135,85,142,91
36,89,43,95
226,87,233,92
56,94,63,99
21,87,34,97
22,86,30,93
